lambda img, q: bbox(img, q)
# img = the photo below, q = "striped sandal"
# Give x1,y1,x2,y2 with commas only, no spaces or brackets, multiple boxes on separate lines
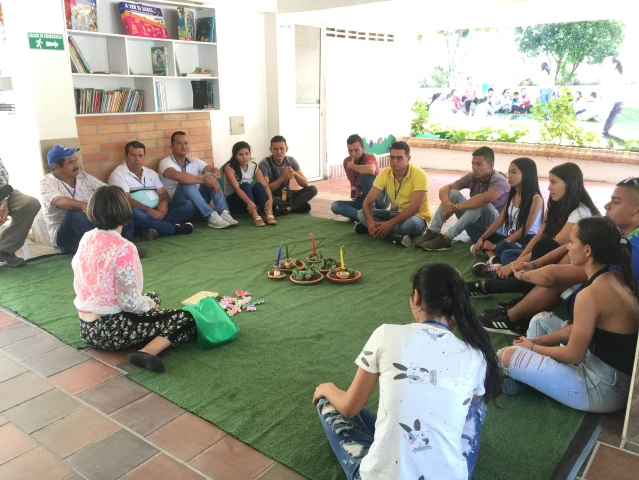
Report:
264,208,277,225
253,215,266,227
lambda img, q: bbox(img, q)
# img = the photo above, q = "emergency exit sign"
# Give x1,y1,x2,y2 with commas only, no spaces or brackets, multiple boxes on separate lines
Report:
28,33,65,51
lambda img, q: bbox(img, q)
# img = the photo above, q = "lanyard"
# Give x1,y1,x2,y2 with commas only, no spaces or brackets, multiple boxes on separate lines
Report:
51,173,76,199
171,154,188,172
628,227,639,239
422,320,451,331
129,171,146,189
393,174,405,199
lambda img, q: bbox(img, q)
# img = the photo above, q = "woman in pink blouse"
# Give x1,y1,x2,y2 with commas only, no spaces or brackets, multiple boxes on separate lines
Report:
72,186,195,373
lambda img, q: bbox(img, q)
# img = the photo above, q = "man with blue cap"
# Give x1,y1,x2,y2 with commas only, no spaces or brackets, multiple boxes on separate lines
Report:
40,145,140,255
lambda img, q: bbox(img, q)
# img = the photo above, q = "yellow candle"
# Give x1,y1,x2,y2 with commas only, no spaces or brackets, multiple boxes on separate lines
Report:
340,247,345,269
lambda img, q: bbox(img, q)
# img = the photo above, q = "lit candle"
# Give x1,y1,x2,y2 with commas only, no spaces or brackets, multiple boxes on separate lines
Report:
285,241,289,259
311,234,316,255
340,246,345,269
276,243,282,267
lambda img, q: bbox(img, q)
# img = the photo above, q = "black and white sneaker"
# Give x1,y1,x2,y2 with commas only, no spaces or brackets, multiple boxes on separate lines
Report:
354,222,368,234
466,281,492,298
175,223,194,235
142,228,159,241
391,234,411,248
472,262,501,279
478,310,527,336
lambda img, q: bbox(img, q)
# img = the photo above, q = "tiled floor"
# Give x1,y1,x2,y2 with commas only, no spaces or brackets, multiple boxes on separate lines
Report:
1,171,636,480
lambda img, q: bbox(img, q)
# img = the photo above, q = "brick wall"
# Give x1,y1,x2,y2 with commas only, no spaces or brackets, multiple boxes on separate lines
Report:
76,112,212,182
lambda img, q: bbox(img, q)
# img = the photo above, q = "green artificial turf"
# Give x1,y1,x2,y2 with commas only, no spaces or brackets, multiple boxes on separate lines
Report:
0,215,583,479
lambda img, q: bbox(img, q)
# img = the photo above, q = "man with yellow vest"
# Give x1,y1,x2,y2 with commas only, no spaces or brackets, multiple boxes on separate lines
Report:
356,141,431,247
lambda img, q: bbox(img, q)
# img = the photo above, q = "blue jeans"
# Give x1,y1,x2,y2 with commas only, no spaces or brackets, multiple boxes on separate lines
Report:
317,398,486,480
500,312,632,413
226,183,269,214
171,183,229,219
132,200,195,235
356,208,426,241
331,174,390,221
466,222,532,264
56,210,134,254
540,88,553,105
430,190,499,240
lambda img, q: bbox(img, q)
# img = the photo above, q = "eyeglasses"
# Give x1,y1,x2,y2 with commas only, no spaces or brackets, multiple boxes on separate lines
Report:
621,177,639,187
389,156,406,161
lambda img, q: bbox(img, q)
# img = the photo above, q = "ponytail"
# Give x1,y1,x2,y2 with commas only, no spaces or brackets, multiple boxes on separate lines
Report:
412,263,503,403
617,237,637,296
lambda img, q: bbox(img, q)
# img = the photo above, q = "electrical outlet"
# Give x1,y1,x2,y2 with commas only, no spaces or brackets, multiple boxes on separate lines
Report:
230,116,245,135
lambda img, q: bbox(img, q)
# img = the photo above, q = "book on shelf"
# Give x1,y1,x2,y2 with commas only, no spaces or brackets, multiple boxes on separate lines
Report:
151,47,168,76
68,36,92,73
195,17,215,43
74,88,144,114
191,80,214,110
70,0,98,32
119,2,168,39
64,1,71,29
177,7,194,41
155,82,168,112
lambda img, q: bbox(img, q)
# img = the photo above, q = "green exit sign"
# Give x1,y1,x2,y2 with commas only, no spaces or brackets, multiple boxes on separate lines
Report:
28,33,65,51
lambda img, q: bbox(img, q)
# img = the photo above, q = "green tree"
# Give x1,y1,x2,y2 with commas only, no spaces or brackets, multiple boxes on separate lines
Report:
517,21,624,85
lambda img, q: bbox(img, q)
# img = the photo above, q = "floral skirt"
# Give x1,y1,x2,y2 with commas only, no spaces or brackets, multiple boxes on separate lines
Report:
79,293,196,351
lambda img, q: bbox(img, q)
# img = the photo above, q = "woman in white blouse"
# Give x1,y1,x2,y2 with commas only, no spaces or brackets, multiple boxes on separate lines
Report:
72,186,196,373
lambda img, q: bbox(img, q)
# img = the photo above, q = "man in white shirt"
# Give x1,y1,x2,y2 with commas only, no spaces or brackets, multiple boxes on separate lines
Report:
158,131,237,228
40,145,136,255
109,141,195,240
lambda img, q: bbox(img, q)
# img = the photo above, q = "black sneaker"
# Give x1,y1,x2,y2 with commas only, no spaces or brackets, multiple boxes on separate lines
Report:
472,262,501,279
497,296,524,310
175,223,194,235
466,281,492,298
138,247,148,259
294,203,312,214
391,234,411,248
354,222,368,234
478,310,527,336
0,251,25,268
274,204,290,217
142,228,159,241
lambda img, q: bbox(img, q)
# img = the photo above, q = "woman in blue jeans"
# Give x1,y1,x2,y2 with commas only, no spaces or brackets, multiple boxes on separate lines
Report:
468,158,544,277
223,141,277,227
499,217,638,413
313,263,502,480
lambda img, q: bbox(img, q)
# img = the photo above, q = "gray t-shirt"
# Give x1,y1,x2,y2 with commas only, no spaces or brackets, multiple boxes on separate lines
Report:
455,171,510,211
258,155,301,196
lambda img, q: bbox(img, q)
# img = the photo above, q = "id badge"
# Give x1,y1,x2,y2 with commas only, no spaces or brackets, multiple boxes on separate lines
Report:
390,203,399,217
281,189,288,201
145,190,159,202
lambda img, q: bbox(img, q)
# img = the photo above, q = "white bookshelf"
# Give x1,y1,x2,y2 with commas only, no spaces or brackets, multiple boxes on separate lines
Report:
66,0,219,115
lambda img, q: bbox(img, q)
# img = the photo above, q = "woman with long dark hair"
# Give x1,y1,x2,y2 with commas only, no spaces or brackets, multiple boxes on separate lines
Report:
223,141,277,227
313,262,502,480
499,217,638,413
602,57,625,143
468,158,544,275
468,162,600,334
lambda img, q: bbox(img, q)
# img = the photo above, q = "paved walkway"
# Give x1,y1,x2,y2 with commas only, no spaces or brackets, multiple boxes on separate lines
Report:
1,170,637,479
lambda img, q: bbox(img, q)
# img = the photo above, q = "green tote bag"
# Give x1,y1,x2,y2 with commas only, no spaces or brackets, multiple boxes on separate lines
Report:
182,296,240,349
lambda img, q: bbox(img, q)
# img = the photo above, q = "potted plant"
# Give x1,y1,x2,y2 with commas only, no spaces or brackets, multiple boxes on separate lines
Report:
290,264,324,285
314,254,339,273
280,242,304,272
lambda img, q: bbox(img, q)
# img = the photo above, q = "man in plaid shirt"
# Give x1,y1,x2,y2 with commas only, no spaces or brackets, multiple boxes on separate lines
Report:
0,159,41,267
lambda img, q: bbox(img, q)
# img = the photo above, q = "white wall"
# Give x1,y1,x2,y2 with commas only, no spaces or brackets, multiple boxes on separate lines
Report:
209,8,269,165
325,34,413,166
410,147,639,184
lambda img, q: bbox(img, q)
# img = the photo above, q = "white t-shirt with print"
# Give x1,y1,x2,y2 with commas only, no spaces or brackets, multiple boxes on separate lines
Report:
356,323,487,480
158,155,210,199
567,202,592,223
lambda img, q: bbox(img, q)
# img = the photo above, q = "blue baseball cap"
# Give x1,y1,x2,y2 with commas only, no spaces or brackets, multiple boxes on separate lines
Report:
47,145,80,167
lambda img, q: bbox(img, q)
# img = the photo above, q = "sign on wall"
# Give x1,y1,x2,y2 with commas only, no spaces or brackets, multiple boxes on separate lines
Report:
28,33,64,51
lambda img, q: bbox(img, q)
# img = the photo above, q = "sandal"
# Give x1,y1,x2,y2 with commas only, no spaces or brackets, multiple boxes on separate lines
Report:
253,215,266,227
264,208,277,225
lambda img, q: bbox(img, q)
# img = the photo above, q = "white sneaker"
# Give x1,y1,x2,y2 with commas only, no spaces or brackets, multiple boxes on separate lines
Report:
220,210,238,226
207,211,230,229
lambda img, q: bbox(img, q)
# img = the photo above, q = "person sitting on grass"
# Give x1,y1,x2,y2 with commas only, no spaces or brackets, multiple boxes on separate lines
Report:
72,186,196,373
109,141,195,240
331,134,388,221
477,177,639,338
498,217,638,413
313,262,501,480
467,163,600,335
416,146,510,252
259,135,318,216
510,92,530,114
159,131,237,229
468,157,544,275
519,88,532,111
223,141,276,227
497,89,512,113
355,141,431,248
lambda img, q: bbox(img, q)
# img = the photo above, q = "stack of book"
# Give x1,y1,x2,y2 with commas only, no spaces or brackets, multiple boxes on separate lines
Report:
74,88,144,114
155,82,169,111
68,37,92,73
